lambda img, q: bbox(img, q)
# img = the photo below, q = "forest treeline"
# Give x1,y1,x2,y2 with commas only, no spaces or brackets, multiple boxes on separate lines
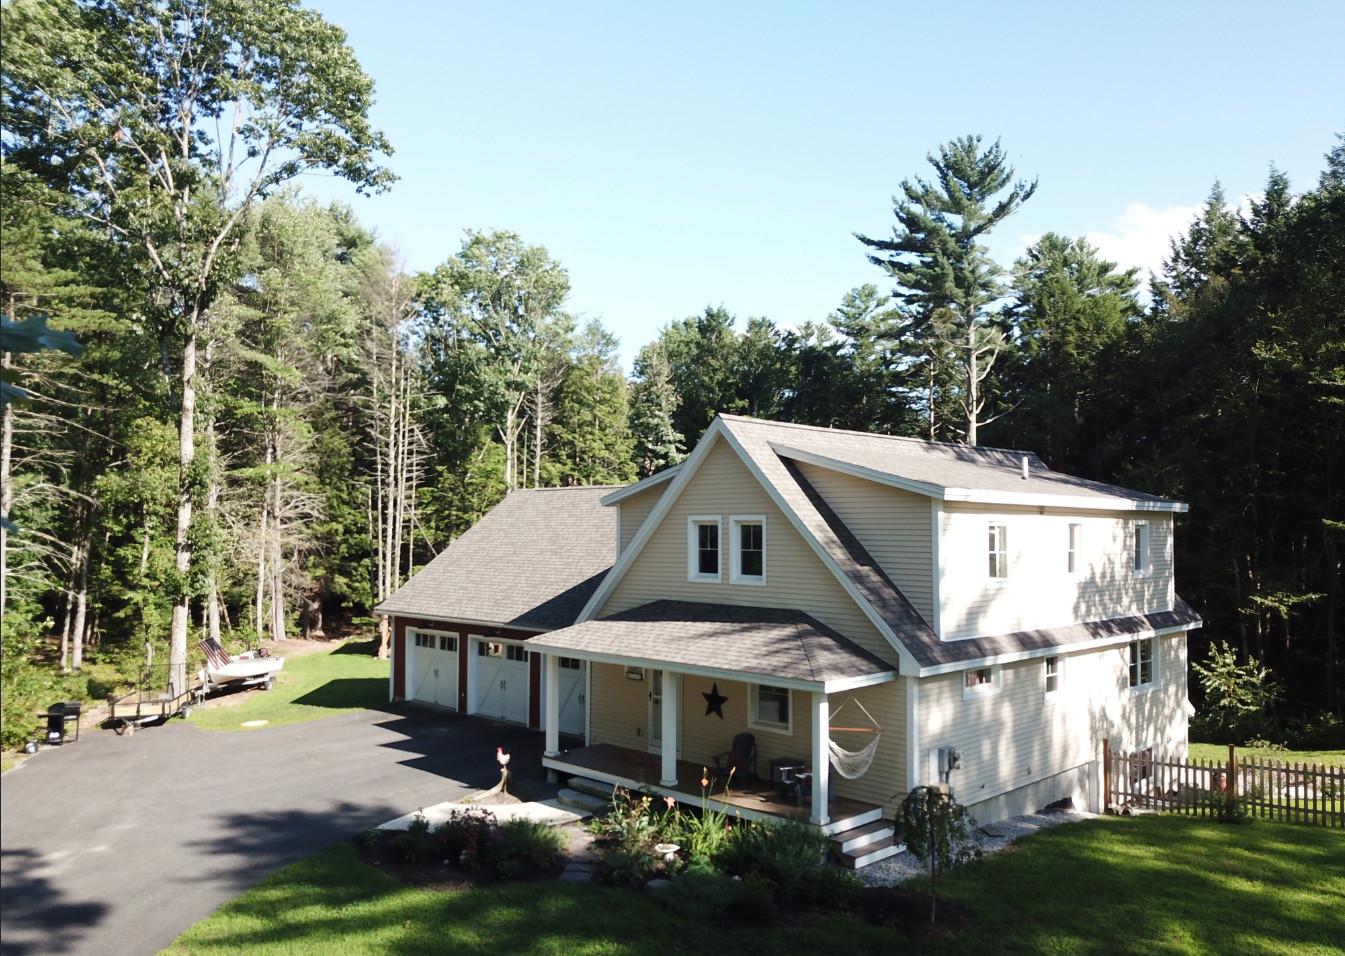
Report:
1,0,1340,747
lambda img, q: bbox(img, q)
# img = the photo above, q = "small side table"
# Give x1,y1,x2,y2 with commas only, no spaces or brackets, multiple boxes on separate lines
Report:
770,757,807,798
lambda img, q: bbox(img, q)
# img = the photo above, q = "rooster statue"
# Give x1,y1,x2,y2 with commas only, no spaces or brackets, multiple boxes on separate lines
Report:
496,747,512,793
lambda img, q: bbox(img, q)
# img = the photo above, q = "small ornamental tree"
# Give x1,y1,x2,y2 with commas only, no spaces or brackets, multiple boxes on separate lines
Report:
898,784,981,922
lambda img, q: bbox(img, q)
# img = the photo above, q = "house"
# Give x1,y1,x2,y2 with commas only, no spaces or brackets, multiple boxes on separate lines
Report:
379,414,1200,861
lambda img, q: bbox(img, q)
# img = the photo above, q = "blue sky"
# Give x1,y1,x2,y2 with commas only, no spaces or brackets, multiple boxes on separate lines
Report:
299,1,1343,372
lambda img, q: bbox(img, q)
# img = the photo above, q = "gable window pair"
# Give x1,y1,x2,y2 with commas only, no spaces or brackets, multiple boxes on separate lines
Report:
688,516,765,584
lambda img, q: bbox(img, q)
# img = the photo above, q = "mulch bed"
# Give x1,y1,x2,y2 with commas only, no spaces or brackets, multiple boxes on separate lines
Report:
357,790,971,938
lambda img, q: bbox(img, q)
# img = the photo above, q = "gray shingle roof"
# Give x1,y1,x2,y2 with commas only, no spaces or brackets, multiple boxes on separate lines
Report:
375,487,619,630
528,600,898,685
717,413,1181,508
716,416,1199,670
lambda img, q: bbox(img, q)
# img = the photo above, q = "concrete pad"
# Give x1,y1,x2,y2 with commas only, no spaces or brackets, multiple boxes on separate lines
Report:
379,798,585,831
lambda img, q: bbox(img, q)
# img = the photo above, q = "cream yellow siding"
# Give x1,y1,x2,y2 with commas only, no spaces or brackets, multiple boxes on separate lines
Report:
793,461,935,625
587,660,908,806
940,504,1175,639
601,438,898,663
917,632,1188,818
618,482,668,553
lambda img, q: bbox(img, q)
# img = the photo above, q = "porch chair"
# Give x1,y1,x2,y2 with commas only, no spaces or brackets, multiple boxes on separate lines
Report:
711,732,758,784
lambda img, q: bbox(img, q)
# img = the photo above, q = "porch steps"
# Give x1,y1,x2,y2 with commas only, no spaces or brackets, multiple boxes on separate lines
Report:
829,819,906,869
565,775,620,802
557,777,614,815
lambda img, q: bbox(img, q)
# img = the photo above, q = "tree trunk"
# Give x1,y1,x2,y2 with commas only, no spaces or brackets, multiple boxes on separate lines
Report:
965,322,979,447
0,352,12,618
168,328,197,697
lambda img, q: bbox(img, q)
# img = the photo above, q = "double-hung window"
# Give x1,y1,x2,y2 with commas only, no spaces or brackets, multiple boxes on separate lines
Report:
730,516,765,584
1128,639,1154,689
1044,655,1061,696
1133,521,1151,576
688,516,721,581
1067,523,1082,575
988,522,1009,583
749,684,791,733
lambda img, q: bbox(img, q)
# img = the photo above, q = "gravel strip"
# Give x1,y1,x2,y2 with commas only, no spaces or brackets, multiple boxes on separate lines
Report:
856,809,1097,886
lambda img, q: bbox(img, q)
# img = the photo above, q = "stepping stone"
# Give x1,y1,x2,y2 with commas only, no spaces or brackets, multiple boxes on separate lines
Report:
980,824,1007,837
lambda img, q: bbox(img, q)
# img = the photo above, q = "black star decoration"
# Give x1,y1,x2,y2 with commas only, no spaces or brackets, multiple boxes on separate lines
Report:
702,682,728,719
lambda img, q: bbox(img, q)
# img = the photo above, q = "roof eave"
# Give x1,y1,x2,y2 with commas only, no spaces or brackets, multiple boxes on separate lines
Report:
914,617,1203,677
599,465,681,506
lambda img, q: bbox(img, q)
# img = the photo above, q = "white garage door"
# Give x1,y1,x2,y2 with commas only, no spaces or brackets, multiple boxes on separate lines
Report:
472,640,529,724
409,630,459,708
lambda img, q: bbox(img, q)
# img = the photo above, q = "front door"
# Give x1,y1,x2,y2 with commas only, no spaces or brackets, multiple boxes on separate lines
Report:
556,657,586,737
647,669,680,755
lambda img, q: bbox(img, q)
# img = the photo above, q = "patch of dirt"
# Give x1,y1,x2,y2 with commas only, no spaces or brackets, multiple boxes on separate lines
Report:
852,885,972,937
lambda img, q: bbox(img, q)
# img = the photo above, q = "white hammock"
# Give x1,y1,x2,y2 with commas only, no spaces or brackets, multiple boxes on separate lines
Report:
826,697,882,779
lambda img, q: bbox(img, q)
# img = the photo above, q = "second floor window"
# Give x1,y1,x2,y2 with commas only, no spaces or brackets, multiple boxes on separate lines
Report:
1133,521,1151,575
730,516,765,583
988,523,1009,581
688,516,721,581
1068,523,1082,575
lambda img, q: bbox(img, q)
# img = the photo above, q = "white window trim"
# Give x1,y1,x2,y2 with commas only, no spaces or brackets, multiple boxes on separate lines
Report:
1044,654,1064,700
987,522,1009,588
729,514,767,585
687,515,722,582
748,683,793,735
1133,521,1151,578
1067,523,1082,576
962,665,1001,700
1127,638,1156,693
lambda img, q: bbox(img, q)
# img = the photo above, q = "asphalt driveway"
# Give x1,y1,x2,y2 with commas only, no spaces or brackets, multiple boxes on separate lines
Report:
1,706,549,956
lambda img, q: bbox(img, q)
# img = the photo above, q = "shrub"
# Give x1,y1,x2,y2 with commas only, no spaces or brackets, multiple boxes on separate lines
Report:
794,865,863,910
394,813,433,863
654,870,744,922
497,817,564,871
434,808,499,869
721,817,828,894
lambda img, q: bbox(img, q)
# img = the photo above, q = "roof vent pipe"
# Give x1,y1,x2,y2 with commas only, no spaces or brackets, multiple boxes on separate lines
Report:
1021,456,1029,480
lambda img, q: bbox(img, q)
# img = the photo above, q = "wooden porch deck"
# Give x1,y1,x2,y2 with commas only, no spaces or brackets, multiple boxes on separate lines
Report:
545,743,882,831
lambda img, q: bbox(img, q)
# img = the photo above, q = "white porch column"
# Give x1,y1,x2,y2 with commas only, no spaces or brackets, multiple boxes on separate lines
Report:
811,691,830,826
660,671,679,787
543,654,561,758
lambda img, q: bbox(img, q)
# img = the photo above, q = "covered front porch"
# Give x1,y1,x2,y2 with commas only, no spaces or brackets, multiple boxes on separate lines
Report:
545,742,884,836
529,600,900,829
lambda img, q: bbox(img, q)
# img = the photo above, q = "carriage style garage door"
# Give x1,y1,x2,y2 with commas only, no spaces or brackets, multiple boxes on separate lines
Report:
410,630,459,709
472,640,529,724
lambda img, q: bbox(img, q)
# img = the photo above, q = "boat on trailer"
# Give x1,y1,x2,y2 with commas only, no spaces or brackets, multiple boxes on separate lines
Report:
197,638,285,693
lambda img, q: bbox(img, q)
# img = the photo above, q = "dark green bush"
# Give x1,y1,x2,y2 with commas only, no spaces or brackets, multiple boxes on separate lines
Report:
497,817,564,870
433,808,499,868
394,814,433,863
793,865,863,909
654,870,744,923
721,817,828,891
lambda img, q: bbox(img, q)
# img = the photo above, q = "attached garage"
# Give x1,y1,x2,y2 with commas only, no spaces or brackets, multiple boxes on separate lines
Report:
377,486,621,738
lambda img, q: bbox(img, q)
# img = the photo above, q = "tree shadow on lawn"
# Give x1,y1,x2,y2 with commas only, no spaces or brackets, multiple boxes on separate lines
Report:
0,847,109,956
292,678,387,710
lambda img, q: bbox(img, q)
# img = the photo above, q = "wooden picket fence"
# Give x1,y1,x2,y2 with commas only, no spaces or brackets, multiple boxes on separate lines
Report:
1103,739,1344,828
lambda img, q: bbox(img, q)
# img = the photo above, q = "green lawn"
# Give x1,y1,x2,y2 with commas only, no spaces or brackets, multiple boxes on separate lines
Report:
1187,743,1345,767
187,641,389,732
161,816,1345,956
